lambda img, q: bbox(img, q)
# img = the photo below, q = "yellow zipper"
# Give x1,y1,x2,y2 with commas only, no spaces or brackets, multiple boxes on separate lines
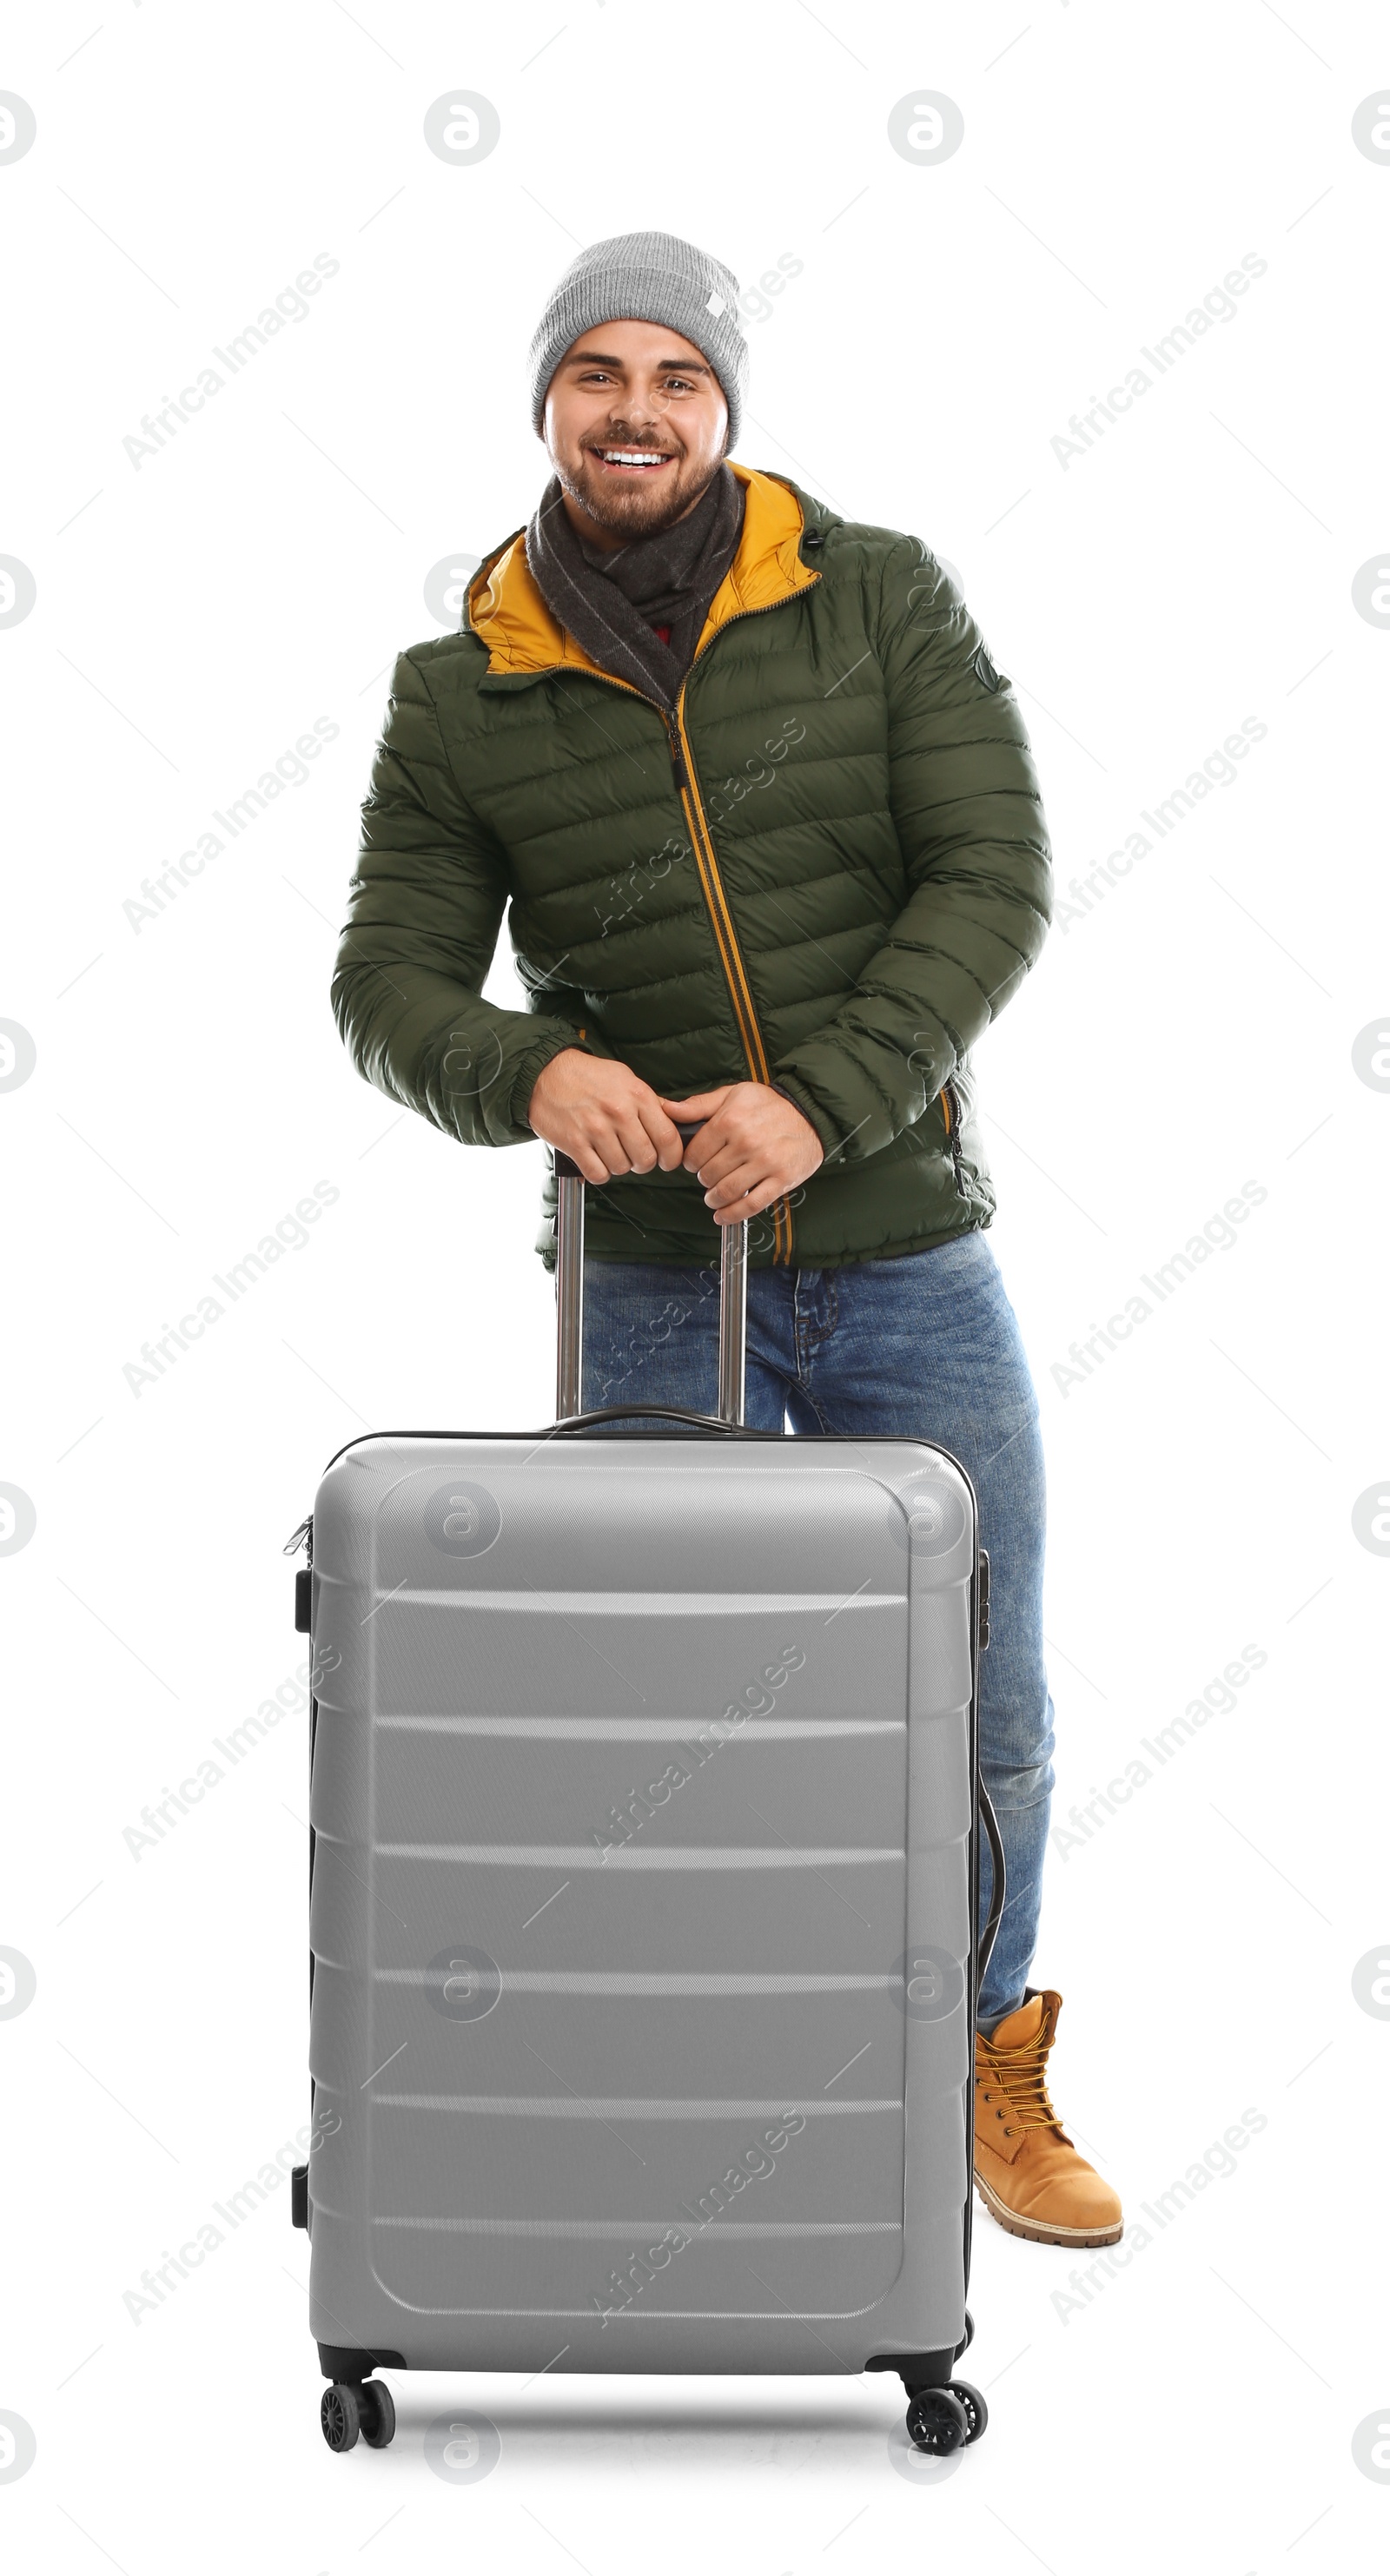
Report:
661,572,825,1265
667,689,792,1264
527,651,805,1264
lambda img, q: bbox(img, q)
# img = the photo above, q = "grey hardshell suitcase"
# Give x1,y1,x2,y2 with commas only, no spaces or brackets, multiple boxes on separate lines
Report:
288,1135,1003,2458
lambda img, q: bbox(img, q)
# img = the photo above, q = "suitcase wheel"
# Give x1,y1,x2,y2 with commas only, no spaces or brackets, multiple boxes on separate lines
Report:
948,2378,988,2443
360,2381,396,2450
321,2378,396,2454
906,2380,988,2454
321,2384,361,2453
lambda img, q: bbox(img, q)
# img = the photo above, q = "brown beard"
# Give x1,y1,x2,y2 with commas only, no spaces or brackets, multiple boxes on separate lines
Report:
558,440,718,541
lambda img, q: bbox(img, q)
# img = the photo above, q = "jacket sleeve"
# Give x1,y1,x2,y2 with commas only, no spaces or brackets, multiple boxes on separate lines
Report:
331,650,588,1146
768,541,1052,1167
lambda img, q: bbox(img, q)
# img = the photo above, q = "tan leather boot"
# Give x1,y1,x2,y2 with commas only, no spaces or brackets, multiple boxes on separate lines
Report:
974,1989,1122,2248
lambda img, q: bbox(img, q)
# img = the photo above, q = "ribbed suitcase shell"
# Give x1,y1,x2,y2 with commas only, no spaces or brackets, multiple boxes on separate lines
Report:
304,1425,981,2375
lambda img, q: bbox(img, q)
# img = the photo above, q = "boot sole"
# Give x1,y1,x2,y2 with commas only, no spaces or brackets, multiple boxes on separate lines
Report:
973,2170,1122,2249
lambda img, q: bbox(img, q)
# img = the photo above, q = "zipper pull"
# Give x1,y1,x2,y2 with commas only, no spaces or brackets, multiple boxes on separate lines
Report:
283,1515,313,1560
665,719,689,792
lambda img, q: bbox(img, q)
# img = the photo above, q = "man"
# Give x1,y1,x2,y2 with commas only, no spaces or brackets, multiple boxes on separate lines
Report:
332,229,1121,2249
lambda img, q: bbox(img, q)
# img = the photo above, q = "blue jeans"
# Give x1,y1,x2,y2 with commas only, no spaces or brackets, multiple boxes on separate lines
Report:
575,1230,1055,2032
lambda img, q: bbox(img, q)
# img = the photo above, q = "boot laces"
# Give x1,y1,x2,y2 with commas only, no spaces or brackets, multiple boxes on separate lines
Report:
978,2011,1064,2137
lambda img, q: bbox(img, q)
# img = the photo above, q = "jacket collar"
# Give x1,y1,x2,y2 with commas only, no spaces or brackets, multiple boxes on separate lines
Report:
465,462,820,685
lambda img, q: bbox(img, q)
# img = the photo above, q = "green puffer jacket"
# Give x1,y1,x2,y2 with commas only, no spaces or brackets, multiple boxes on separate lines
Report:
333,463,1052,1270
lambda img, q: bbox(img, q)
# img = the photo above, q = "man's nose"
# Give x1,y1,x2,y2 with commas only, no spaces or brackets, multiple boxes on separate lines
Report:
609,386,659,428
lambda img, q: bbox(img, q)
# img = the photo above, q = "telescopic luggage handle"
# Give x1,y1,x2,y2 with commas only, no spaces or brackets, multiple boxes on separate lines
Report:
553,1120,747,1428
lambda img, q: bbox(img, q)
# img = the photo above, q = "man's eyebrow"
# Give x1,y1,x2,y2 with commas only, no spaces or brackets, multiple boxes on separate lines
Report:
562,347,712,375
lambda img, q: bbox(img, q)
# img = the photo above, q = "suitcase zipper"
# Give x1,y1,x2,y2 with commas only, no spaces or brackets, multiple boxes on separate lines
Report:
285,1517,314,1634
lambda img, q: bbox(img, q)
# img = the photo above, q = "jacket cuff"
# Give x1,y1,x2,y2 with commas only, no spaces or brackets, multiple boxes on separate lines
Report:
508,1029,591,1137
765,1073,841,1159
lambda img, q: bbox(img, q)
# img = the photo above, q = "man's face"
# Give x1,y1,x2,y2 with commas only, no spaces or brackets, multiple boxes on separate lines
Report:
542,318,730,548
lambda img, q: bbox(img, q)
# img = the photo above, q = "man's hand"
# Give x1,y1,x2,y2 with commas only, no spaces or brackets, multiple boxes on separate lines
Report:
658,1081,824,1226
526,1047,686,1184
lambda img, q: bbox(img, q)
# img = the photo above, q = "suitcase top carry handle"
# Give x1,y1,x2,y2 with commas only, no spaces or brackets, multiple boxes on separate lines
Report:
543,1402,761,1440
553,1119,747,1428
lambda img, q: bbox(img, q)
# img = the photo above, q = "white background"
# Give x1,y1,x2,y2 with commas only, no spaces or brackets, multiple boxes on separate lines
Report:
3,1,1387,2567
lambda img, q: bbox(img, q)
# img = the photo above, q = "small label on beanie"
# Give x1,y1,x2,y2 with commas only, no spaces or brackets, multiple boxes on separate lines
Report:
705,290,726,316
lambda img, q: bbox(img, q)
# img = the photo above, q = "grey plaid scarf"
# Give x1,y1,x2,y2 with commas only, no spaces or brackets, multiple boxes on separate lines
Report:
525,464,745,711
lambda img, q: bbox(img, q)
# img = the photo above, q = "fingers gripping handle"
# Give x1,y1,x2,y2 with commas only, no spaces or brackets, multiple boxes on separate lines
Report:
550,1115,705,1183
553,1122,748,1427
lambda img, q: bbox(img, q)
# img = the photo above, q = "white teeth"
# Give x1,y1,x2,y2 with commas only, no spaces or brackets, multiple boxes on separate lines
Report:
601,450,668,466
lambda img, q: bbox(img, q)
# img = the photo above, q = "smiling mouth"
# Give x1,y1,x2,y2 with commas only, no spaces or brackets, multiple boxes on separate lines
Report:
589,447,677,473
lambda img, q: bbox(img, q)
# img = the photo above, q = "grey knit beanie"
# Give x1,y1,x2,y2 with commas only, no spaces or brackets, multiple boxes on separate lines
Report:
528,229,749,450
